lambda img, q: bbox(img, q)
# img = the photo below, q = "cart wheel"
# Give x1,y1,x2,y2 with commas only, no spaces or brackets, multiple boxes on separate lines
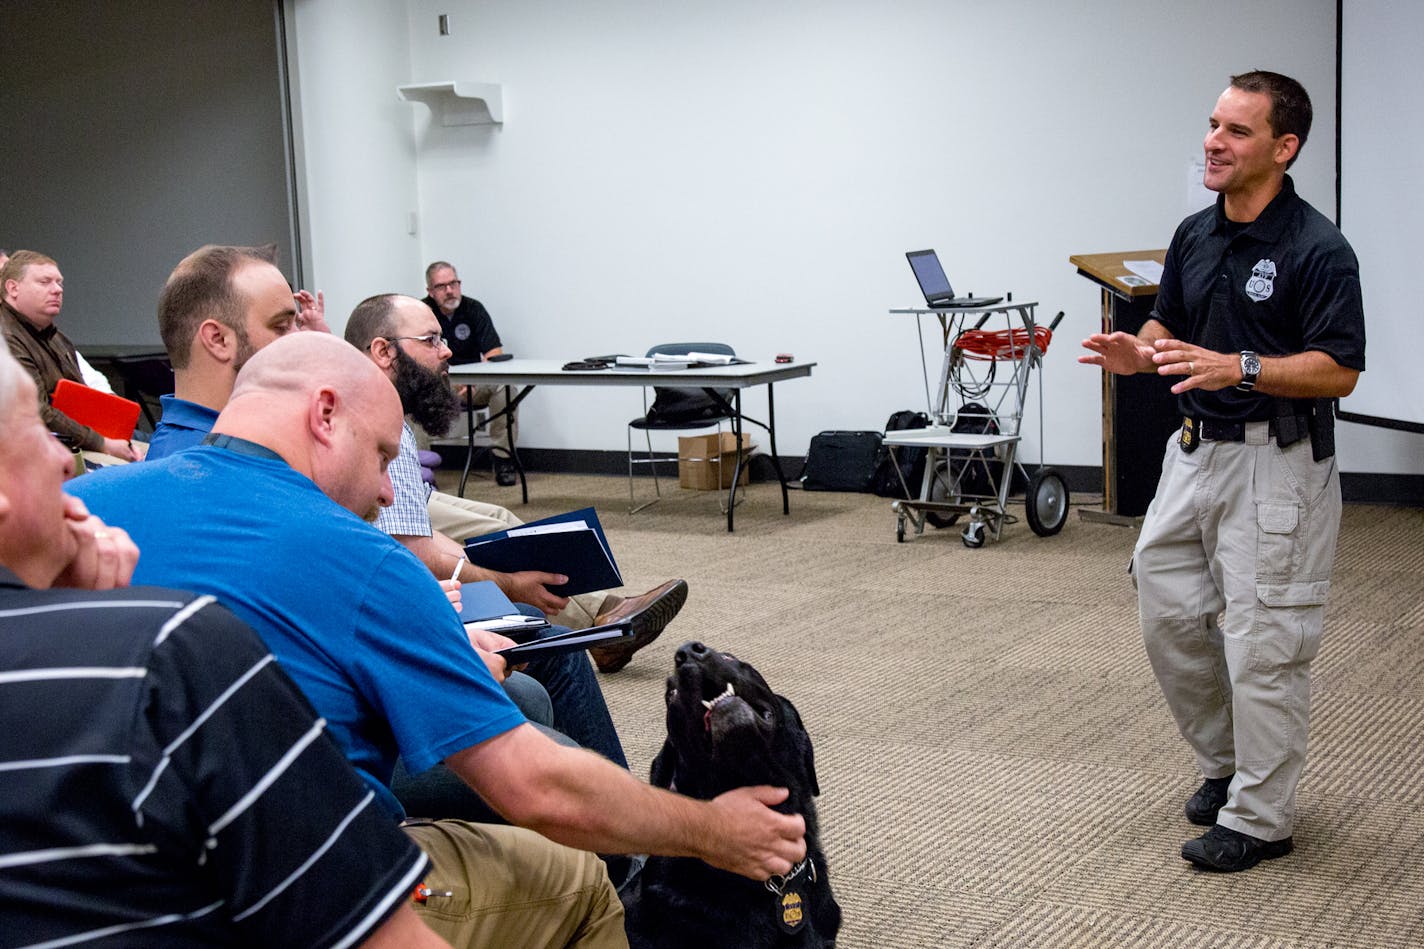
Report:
896,517,906,543
961,520,986,548
925,461,960,529
1025,467,1070,537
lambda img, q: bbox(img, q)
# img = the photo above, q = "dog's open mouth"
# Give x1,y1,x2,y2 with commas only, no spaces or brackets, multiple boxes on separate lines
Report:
695,679,772,748
701,681,745,734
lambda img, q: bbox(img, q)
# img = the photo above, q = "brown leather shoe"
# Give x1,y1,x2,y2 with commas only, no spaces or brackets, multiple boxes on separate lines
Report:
588,579,688,673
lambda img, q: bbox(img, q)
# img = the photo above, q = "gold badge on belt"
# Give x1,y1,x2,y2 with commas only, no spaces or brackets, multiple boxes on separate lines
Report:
1179,417,1198,453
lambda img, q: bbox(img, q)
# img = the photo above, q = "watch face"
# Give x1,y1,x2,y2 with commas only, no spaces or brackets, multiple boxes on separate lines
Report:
1242,352,1261,376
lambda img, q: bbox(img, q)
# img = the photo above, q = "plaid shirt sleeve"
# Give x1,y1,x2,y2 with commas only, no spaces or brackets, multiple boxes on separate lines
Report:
374,423,435,538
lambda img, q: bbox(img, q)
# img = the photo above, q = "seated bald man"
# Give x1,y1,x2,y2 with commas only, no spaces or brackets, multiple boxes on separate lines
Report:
141,245,628,786
70,333,806,948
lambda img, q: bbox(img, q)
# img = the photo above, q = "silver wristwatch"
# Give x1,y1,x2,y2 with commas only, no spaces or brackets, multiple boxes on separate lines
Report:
1236,351,1261,392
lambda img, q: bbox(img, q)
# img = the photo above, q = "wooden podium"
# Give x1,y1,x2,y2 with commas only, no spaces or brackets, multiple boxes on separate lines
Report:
1069,250,1180,523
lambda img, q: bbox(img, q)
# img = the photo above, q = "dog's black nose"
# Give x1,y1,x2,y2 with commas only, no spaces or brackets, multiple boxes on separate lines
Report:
674,641,709,666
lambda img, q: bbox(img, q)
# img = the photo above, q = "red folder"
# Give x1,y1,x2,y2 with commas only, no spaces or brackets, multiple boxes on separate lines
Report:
50,379,141,441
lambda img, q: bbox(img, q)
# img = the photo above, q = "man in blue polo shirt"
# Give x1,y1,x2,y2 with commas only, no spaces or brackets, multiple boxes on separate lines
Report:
1081,71,1365,872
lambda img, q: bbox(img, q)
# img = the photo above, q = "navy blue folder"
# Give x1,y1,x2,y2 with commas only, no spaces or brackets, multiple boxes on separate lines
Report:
463,507,623,598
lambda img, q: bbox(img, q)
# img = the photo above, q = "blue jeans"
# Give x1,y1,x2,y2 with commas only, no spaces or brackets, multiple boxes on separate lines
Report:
392,623,627,821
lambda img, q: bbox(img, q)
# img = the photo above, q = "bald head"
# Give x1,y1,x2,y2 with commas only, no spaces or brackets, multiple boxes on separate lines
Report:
214,334,404,520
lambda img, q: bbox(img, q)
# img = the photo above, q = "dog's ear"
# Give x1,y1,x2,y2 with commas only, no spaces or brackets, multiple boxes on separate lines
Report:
649,740,678,790
778,695,819,797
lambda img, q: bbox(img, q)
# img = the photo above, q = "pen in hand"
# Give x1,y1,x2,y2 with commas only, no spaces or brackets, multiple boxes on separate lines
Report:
442,556,466,613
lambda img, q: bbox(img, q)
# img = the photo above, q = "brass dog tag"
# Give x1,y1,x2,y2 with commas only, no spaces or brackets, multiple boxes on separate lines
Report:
1179,417,1198,453
776,890,807,934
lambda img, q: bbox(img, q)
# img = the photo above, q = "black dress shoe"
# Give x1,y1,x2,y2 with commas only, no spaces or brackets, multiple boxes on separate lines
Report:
1185,774,1233,826
494,457,518,487
1181,824,1293,872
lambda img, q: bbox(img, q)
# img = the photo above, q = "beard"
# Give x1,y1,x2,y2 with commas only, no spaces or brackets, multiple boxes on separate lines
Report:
393,345,460,437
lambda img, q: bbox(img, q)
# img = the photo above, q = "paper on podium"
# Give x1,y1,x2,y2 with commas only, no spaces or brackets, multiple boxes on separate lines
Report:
464,507,622,597
1123,259,1165,284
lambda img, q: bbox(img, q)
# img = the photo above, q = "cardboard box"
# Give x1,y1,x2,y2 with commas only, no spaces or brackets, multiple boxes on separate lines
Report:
677,432,756,490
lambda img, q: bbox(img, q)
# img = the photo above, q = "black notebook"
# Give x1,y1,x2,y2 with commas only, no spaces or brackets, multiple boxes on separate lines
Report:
496,621,633,663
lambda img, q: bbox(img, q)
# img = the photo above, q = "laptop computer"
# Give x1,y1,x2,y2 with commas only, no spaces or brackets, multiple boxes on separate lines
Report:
905,249,1002,308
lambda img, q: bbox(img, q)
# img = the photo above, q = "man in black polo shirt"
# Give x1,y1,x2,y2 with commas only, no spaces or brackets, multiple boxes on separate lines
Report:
0,348,445,945
1081,71,1365,872
423,259,519,485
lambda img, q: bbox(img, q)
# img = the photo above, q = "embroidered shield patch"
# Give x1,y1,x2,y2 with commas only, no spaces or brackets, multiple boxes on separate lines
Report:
1245,258,1276,302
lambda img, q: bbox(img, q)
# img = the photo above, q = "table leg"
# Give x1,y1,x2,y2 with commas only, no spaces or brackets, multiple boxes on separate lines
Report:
764,383,790,515
726,391,744,532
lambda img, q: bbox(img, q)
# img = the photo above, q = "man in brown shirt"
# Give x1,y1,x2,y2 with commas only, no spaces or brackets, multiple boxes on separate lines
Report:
1,250,139,461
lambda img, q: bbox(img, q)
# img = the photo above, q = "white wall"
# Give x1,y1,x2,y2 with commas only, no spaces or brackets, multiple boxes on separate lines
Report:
291,0,1422,475
289,0,424,322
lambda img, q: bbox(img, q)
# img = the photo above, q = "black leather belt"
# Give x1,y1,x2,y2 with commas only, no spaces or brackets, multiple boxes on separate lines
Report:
1190,416,1310,442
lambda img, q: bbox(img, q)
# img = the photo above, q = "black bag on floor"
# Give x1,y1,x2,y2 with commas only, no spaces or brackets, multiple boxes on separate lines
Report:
949,402,1001,498
873,410,931,498
800,431,883,491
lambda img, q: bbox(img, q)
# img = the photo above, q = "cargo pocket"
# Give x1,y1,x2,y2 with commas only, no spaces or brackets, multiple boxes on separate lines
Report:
1254,500,1301,586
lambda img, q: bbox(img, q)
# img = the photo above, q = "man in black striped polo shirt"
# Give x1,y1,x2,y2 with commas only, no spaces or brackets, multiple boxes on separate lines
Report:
0,348,447,945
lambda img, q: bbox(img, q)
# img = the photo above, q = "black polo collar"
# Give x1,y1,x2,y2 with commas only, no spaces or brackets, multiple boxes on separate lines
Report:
1210,173,1298,244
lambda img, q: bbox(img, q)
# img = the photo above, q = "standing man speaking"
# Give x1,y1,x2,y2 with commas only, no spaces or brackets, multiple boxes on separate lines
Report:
1081,71,1365,872
423,260,519,486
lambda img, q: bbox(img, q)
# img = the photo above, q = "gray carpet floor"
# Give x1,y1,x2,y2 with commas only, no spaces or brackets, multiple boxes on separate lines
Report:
453,470,1424,948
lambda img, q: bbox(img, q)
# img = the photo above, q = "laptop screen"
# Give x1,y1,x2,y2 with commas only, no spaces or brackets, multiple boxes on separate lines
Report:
906,249,954,300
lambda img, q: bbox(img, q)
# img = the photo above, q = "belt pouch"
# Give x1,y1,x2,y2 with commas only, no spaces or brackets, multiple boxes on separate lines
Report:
1309,400,1335,462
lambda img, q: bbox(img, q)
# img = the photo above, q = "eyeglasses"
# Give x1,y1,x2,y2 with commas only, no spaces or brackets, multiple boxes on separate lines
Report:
429,279,461,293
381,333,448,350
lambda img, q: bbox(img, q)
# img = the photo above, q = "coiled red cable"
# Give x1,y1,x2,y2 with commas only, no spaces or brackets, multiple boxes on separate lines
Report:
952,325,1053,361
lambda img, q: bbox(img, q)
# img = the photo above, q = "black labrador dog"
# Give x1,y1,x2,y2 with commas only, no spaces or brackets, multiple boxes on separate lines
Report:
624,641,841,948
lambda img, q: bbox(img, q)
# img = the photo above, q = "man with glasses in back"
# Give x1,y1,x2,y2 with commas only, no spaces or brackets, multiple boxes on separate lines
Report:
423,260,519,486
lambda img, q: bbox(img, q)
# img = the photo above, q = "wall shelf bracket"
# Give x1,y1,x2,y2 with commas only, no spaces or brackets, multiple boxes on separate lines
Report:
397,81,503,126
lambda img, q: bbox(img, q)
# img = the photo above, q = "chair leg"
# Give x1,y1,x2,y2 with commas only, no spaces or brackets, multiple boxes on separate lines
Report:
646,428,661,502
710,421,745,516
628,427,663,515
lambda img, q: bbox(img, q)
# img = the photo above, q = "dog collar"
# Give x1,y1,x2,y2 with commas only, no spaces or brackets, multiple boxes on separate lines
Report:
765,856,816,935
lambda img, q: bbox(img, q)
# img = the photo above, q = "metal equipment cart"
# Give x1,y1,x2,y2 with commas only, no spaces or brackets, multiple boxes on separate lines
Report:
884,302,1069,547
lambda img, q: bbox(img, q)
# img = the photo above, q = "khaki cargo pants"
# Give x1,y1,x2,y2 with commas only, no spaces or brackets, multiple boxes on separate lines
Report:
403,819,627,948
1132,422,1340,840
